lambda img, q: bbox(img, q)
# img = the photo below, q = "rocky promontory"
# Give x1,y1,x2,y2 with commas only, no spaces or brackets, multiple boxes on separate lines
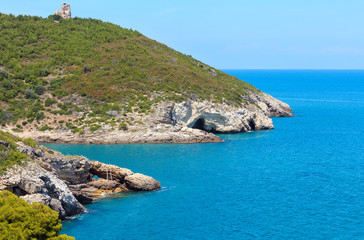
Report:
1,14,293,144
9,91,292,144
0,141,161,219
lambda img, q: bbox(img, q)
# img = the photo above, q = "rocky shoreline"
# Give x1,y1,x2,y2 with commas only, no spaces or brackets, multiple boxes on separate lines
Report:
0,92,292,219
0,141,161,219
8,92,293,144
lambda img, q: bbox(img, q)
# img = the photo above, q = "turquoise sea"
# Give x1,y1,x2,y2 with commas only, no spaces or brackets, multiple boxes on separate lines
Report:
44,70,364,240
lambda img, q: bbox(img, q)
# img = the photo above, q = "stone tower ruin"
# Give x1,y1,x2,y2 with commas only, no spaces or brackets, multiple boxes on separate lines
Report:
54,3,71,19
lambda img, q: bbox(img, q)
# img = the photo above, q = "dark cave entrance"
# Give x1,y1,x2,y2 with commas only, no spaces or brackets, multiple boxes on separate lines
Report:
191,118,205,131
12,186,27,197
191,118,216,133
248,119,256,131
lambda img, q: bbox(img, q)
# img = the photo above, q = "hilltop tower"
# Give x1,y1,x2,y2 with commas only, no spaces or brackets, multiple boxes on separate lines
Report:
54,3,71,19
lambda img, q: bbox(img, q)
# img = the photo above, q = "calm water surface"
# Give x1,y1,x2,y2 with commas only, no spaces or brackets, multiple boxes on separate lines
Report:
44,70,364,240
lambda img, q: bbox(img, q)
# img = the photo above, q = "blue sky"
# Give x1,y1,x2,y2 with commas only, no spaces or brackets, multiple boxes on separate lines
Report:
2,0,364,69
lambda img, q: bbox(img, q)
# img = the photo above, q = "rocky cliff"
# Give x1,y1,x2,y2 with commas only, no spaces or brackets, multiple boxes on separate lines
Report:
10,91,292,144
0,141,161,219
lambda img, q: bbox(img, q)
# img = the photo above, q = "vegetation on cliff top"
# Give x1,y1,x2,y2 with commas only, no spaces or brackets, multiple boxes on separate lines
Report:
0,130,37,174
0,190,74,240
0,13,258,130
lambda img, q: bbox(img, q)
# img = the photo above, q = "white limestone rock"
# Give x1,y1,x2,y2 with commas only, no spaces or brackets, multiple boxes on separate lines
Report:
124,173,161,191
0,162,84,219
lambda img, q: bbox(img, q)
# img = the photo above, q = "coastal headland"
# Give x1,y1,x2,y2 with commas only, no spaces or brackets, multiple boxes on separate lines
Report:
0,12,292,220
0,132,161,219
0,14,292,144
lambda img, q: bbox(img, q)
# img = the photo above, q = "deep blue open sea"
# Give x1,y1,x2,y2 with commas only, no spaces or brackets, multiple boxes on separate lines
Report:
44,70,364,240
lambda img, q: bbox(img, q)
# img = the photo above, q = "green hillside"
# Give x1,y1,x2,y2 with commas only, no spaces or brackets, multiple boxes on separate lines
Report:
0,13,259,129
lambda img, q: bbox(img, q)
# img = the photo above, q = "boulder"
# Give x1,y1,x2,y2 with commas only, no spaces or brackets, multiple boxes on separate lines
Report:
90,161,133,182
71,192,93,205
124,173,161,191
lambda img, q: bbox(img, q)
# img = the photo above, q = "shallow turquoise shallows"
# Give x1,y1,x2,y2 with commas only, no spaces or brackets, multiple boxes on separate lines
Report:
44,70,364,240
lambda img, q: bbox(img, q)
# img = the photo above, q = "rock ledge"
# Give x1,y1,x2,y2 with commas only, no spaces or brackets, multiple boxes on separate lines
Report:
0,142,161,219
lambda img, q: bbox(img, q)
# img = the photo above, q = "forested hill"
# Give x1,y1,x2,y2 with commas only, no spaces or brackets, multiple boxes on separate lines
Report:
0,13,258,128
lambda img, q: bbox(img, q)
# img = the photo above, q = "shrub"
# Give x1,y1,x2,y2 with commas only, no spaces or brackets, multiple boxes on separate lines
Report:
49,14,62,21
119,122,128,131
39,125,52,131
35,85,46,95
0,146,29,174
22,138,37,148
1,80,12,90
0,111,13,125
52,89,69,98
36,112,46,120
45,98,56,107
25,88,36,99
71,127,84,134
0,70,9,80
0,191,74,240
39,69,49,77
90,124,101,132
83,66,92,73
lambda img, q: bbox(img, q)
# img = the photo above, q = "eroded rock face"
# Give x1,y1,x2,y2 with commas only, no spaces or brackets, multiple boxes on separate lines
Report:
0,142,161,219
169,91,292,134
124,173,161,191
249,92,293,117
0,162,84,219
39,150,92,185
170,101,272,133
